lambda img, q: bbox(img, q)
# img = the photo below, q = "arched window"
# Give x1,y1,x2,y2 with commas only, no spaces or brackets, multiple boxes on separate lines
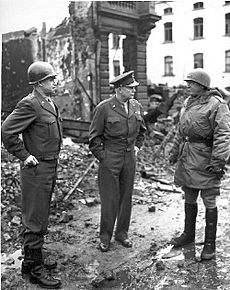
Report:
193,2,204,10
194,53,203,68
164,22,173,42
194,18,203,38
164,56,173,76
164,7,173,14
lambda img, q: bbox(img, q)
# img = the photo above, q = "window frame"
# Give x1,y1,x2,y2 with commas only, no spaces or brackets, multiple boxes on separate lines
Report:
164,55,174,76
164,7,173,15
194,17,203,39
193,2,204,10
164,22,173,42
225,50,230,72
194,53,204,68
225,13,230,35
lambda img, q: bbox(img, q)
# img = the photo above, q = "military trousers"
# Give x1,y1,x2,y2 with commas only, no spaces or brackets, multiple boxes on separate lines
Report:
98,148,136,243
182,186,219,209
20,159,58,249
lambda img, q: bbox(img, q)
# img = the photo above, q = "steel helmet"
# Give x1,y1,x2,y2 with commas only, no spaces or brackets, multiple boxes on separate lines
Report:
184,68,211,88
27,61,57,85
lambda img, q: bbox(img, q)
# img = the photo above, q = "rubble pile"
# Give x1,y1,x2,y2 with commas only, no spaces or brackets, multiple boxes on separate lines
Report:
1,128,174,255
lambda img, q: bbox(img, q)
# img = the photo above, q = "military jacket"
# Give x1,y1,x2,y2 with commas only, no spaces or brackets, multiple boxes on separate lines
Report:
89,95,146,161
170,89,230,189
1,90,62,161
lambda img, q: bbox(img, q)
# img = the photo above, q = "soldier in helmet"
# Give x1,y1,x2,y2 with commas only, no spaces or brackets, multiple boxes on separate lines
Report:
89,71,146,252
2,61,62,288
168,68,230,260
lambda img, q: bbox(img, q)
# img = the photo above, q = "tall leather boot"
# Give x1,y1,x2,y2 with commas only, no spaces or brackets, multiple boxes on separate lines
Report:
201,207,217,260
21,246,34,276
171,203,198,247
21,247,57,275
29,248,62,289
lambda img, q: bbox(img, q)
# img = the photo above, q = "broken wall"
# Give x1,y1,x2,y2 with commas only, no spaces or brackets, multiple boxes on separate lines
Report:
1,30,39,116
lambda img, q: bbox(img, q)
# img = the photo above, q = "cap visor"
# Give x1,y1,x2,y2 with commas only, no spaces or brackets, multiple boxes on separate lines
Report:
126,81,139,87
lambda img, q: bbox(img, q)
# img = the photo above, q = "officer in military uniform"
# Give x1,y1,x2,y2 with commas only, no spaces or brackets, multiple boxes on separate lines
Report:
169,68,230,260
89,71,146,252
2,61,62,288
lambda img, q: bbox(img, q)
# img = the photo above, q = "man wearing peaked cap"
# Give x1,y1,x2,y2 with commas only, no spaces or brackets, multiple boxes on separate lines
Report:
89,70,146,252
110,70,139,88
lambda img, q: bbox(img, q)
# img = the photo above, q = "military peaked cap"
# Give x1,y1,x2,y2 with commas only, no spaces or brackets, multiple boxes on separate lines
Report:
110,70,139,88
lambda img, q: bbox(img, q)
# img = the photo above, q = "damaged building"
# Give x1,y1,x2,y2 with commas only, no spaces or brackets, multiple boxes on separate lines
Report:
2,1,161,126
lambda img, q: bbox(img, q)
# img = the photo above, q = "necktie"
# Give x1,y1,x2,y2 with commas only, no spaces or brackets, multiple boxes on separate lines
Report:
47,97,55,110
124,101,129,114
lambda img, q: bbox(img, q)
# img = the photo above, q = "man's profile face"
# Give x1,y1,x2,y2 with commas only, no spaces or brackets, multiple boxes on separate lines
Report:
120,86,136,102
40,77,56,95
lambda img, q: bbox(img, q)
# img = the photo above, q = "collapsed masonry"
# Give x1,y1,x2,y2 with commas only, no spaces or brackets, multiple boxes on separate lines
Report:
2,1,161,121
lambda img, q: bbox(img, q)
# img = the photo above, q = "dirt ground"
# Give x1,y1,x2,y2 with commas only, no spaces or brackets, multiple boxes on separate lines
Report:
1,140,230,290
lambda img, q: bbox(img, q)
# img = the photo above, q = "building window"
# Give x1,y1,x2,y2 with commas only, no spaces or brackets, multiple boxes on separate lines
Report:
194,17,203,38
113,60,120,77
226,50,230,72
112,34,120,49
193,2,204,10
226,13,230,35
164,22,173,42
194,53,203,68
164,7,173,14
164,56,173,76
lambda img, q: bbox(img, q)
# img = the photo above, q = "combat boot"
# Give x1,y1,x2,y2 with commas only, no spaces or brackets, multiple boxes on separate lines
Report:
201,207,217,260
21,247,57,275
171,203,198,247
29,248,62,289
21,246,34,276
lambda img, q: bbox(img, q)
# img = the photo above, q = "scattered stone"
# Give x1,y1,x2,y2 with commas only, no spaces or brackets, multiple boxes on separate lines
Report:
104,270,116,281
155,260,165,271
58,211,70,223
177,260,184,268
91,274,105,287
11,216,21,226
85,197,97,207
3,233,11,242
148,204,156,212
5,258,15,266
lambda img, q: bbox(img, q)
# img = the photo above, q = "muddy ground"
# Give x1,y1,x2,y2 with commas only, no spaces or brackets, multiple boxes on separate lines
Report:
1,138,230,290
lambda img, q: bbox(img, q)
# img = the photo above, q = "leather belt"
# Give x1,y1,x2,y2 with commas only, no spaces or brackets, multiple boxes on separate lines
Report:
184,136,213,147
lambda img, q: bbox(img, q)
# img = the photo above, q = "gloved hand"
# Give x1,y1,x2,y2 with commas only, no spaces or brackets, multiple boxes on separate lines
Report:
168,154,178,165
205,165,227,179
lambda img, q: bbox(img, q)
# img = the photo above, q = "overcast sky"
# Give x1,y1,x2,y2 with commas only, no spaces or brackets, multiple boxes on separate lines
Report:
0,0,70,34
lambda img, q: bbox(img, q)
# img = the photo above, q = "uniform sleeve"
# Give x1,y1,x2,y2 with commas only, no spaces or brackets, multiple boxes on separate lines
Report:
88,104,105,161
1,98,37,161
135,104,147,149
209,102,230,169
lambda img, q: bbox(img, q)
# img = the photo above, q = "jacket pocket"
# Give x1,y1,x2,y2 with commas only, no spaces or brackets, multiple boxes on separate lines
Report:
107,116,120,124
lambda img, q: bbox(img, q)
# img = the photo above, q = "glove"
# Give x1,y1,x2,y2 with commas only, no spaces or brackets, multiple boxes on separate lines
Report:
205,165,227,179
168,154,178,165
